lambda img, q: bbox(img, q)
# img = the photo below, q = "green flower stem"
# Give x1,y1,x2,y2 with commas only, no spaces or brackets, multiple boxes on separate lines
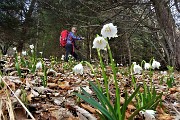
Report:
140,60,146,69
140,60,147,99
80,61,101,90
97,49,110,102
106,43,121,120
149,58,154,93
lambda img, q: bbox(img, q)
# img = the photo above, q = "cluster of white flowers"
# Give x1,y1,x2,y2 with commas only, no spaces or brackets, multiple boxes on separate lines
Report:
133,59,161,74
92,23,117,50
13,44,34,55
73,23,117,75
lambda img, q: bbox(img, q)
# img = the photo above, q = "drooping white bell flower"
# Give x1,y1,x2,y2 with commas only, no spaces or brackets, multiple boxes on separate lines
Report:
61,55,65,60
143,110,156,120
13,47,17,51
31,50,34,53
73,63,83,75
152,60,161,69
36,61,42,70
22,51,27,56
92,36,107,50
133,64,142,74
101,23,118,39
29,44,34,49
39,52,43,55
144,63,151,70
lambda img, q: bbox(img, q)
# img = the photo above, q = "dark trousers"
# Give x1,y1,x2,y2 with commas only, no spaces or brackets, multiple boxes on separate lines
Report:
65,44,78,62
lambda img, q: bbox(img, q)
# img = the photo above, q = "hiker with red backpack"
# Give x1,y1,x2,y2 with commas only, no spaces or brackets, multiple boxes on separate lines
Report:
60,27,83,62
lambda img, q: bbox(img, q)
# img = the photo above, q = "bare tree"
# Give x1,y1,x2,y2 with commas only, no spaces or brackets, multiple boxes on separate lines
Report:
150,0,180,69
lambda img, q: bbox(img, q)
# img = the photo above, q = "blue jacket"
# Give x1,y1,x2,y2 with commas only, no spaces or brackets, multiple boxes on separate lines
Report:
66,32,81,45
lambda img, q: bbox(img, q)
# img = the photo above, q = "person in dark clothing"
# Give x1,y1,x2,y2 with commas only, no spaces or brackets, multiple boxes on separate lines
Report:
64,27,83,62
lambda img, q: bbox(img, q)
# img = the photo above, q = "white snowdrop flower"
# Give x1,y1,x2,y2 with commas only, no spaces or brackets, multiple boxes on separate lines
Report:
140,110,156,120
73,63,83,75
13,47,17,51
31,50,34,53
92,36,107,50
133,62,137,65
133,64,142,74
144,110,156,120
29,44,34,49
152,60,161,69
144,63,151,70
22,51,27,56
160,71,167,75
39,52,43,55
101,23,118,39
36,61,42,70
117,63,119,66
61,55,65,60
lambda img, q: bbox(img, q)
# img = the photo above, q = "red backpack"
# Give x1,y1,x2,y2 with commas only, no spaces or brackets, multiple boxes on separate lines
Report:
60,30,69,47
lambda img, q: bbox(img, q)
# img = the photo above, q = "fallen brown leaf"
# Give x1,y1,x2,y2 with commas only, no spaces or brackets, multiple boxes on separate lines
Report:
81,103,97,113
169,87,177,94
27,93,34,102
67,117,79,120
158,114,173,120
120,97,125,104
58,81,71,90
127,104,136,111
47,83,58,89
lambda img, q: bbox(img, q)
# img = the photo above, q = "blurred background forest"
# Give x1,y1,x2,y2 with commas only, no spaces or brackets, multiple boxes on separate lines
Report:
0,0,180,69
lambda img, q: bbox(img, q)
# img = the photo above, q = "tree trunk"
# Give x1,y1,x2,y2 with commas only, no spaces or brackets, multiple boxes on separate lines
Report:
151,0,180,70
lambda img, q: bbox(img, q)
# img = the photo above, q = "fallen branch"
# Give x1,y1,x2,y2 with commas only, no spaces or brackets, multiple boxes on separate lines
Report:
1,76,35,120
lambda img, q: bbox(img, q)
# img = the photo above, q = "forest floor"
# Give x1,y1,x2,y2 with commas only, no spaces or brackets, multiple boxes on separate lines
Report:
0,56,180,120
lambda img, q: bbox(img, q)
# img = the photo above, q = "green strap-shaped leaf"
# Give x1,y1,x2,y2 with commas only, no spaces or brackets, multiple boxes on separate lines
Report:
74,93,115,120
89,81,117,119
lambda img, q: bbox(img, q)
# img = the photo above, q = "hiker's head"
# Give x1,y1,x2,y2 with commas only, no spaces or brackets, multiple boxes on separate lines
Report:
71,27,77,33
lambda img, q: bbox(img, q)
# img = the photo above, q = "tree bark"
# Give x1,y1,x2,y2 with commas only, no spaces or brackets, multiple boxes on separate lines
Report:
151,0,180,70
